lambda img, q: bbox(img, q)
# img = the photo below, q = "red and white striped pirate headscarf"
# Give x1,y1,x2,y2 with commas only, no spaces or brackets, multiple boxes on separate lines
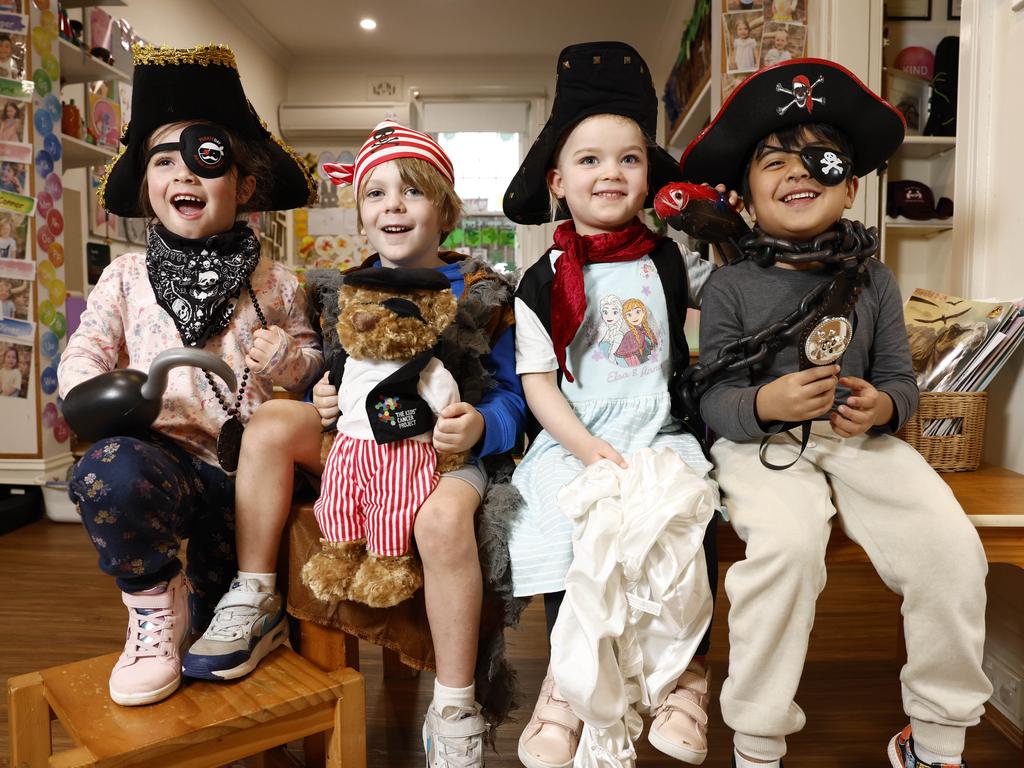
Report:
322,120,455,194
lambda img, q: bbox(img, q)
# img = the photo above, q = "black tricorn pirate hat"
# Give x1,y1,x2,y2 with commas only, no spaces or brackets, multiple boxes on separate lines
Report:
344,267,451,292
503,40,682,225
680,58,906,192
100,44,316,217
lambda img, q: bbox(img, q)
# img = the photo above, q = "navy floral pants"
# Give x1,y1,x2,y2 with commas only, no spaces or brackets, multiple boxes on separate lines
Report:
69,434,236,630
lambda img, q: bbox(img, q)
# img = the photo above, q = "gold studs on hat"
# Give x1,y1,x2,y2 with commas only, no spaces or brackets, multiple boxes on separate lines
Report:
593,55,601,64
562,60,571,69
624,55,632,64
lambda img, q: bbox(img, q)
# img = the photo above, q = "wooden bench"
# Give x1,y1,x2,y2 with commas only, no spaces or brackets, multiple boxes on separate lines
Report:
714,464,1024,567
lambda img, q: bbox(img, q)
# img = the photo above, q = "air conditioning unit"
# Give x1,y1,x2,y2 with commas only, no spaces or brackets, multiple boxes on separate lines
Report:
278,102,411,142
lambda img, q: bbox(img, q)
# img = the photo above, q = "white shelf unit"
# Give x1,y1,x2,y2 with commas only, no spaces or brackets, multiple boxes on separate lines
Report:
60,0,125,6
58,37,129,86
61,133,116,171
667,77,711,153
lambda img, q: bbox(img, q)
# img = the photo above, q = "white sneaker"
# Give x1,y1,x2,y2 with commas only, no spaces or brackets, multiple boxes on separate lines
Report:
109,572,191,706
181,578,286,680
422,702,487,768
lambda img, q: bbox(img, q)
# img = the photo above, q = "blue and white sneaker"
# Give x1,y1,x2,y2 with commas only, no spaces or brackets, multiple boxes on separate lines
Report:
889,725,967,768
182,579,287,681
423,702,486,768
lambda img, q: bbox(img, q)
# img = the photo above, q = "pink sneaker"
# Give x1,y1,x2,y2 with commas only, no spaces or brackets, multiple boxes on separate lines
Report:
648,658,711,764
109,572,191,706
518,666,582,768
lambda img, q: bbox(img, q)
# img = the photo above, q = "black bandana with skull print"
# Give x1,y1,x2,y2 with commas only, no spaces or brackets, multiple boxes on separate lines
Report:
146,222,261,347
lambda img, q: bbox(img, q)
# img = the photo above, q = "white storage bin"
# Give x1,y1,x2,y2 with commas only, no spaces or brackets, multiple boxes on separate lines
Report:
43,482,80,523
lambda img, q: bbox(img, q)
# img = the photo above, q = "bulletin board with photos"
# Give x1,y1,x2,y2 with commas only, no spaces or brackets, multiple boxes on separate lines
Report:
720,0,810,104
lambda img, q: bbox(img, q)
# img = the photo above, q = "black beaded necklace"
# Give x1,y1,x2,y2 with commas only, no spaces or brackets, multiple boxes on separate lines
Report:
205,279,267,472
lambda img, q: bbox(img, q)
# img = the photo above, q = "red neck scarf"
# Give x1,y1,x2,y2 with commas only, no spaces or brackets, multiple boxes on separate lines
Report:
550,218,663,382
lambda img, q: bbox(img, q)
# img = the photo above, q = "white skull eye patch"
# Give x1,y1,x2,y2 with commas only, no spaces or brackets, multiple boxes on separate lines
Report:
762,143,852,186
147,123,233,178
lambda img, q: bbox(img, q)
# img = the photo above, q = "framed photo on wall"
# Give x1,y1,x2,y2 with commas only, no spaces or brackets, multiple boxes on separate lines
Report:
886,0,932,20
947,0,961,20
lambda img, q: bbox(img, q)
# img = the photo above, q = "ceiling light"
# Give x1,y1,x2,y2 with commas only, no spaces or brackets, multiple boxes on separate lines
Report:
359,18,377,31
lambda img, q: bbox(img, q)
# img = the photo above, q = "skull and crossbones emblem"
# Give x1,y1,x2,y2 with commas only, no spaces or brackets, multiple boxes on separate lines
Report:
776,74,825,115
820,151,844,176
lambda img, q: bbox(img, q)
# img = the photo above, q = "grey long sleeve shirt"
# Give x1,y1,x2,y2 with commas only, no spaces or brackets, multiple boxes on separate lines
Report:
698,257,919,443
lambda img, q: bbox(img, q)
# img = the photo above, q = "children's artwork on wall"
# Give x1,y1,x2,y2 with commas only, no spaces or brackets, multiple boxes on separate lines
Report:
88,166,119,240
0,275,29,321
0,158,25,194
0,97,25,142
87,85,120,149
0,211,27,258
0,29,25,81
767,0,805,23
293,149,372,271
724,11,763,73
0,337,31,398
760,22,806,67
719,1,809,104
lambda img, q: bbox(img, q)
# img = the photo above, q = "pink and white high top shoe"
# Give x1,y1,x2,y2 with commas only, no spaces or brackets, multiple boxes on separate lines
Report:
109,571,191,706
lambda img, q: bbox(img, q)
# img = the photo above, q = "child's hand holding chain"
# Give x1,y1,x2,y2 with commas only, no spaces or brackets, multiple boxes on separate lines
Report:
433,402,484,454
829,376,893,438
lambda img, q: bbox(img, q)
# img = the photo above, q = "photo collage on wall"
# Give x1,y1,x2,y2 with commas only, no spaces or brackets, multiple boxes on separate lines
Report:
721,0,809,103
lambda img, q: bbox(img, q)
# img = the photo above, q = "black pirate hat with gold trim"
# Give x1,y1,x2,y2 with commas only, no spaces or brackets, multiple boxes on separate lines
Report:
680,58,905,191
503,41,682,225
100,44,316,217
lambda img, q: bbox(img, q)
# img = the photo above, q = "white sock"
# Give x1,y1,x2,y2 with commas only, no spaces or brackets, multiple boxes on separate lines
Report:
237,571,276,593
913,742,962,766
433,679,475,717
734,751,780,768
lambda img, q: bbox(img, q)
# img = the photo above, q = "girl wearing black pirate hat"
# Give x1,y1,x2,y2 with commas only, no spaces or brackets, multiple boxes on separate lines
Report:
681,59,990,768
505,40,720,767
59,44,322,707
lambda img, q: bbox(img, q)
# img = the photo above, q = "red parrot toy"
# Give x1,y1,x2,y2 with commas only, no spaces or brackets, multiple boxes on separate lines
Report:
653,182,750,263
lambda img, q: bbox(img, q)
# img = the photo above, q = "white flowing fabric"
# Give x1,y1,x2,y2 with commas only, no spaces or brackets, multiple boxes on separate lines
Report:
550,447,715,768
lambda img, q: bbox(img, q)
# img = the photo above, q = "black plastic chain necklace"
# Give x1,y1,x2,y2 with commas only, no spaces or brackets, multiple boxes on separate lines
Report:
675,219,878,467
204,280,267,472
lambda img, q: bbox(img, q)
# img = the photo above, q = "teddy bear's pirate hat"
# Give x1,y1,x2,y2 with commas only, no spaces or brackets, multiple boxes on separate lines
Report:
680,58,905,192
502,41,683,225
100,44,316,217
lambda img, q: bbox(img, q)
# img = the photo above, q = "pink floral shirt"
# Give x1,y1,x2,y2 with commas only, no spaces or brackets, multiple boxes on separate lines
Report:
59,251,323,466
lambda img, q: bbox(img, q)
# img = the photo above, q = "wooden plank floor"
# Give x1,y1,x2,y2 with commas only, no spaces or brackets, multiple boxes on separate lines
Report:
1,517,1019,767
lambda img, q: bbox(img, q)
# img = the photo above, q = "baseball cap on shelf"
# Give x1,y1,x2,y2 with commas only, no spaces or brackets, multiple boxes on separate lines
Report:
887,179,953,221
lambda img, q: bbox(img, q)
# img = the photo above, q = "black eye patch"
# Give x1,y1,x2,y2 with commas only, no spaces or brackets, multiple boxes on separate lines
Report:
381,298,424,322
147,123,233,178
798,145,852,186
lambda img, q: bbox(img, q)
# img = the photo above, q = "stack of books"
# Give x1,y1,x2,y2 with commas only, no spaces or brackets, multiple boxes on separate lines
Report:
904,288,1024,436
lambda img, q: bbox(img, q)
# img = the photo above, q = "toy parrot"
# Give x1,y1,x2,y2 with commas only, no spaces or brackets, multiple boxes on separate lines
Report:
653,182,750,264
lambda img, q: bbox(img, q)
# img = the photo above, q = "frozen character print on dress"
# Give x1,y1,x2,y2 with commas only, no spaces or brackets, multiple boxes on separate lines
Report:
614,298,659,367
596,294,628,366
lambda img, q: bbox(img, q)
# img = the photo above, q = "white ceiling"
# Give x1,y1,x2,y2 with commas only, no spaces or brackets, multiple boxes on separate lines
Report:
213,0,694,72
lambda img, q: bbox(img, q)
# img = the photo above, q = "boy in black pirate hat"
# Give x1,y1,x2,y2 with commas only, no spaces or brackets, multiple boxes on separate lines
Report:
59,44,321,706
505,40,721,767
681,58,990,768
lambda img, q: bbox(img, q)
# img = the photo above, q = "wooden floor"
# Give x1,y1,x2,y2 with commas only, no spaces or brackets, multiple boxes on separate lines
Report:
1,517,1020,767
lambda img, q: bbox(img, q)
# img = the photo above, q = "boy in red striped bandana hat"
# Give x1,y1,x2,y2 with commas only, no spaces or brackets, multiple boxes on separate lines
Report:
189,120,525,768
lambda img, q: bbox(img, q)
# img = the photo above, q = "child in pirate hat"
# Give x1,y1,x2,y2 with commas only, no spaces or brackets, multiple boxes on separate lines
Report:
504,40,721,767
59,44,322,706
682,58,990,768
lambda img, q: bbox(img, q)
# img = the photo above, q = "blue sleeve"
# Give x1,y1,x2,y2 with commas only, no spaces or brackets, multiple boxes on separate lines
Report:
473,325,526,457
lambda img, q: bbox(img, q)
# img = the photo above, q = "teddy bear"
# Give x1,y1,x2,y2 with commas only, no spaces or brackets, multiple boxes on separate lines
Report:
301,266,467,608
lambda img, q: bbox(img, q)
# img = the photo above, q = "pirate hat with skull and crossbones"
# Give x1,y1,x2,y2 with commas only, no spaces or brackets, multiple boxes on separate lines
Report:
679,58,905,192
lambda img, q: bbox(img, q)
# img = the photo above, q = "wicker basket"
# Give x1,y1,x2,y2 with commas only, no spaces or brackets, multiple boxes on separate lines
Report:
897,391,987,472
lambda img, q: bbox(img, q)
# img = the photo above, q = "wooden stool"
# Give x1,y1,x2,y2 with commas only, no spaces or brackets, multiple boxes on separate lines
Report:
7,646,366,768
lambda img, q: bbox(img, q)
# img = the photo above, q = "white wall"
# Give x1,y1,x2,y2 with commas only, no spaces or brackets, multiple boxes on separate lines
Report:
957,1,1024,474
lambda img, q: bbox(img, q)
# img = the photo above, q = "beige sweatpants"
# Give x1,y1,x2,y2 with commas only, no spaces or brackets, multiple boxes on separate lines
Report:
712,423,991,761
